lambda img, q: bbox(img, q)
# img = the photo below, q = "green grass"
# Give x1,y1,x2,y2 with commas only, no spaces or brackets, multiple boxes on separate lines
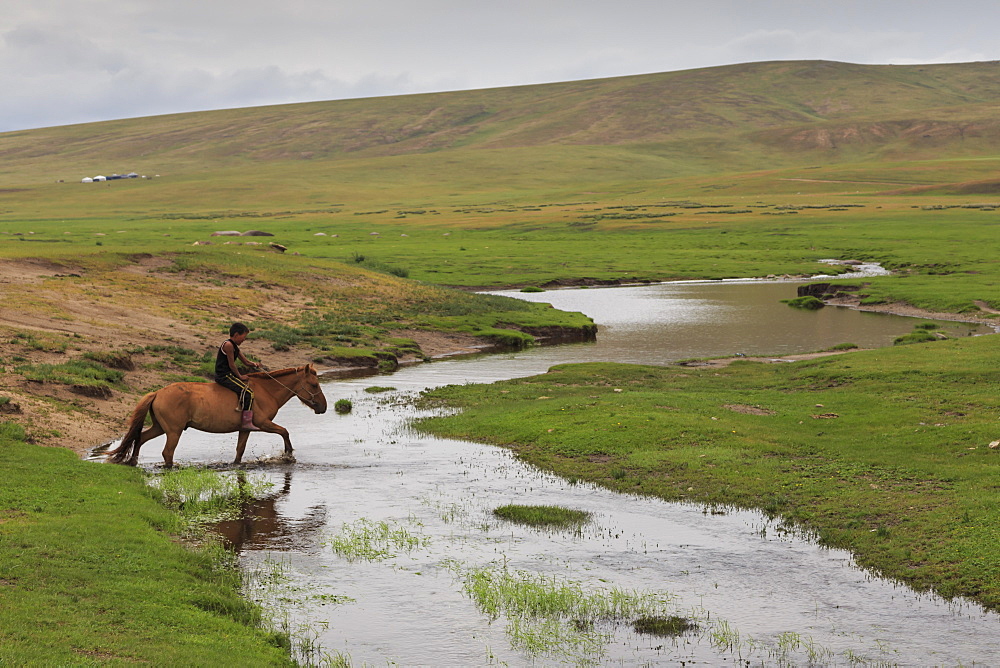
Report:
0,429,292,665
150,467,274,534
416,333,1000,611
894,329,940,345
10,331,70,353
783,296,825,310
324,518,428,561
81,350,136,371
15,360,125,389
632,615,698,637
454,564,676,660
7,191,1000,314
493,504,591,528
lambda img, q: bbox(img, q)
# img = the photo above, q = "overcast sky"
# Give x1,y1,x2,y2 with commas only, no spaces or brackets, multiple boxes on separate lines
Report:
1,1,996,132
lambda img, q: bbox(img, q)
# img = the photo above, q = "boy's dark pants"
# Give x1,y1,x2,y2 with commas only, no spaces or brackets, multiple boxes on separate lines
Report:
216,374,254,411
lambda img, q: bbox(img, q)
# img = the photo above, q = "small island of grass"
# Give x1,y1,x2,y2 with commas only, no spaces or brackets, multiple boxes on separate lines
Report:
493,503,591,528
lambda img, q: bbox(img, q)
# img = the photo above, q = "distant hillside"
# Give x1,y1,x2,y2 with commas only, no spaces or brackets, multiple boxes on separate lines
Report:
3,60,1000,178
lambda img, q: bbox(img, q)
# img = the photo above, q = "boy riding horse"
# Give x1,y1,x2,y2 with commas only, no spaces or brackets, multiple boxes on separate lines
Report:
215,322,262,431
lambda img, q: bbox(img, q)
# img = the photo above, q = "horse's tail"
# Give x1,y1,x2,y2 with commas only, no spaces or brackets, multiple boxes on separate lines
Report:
106,391,157,465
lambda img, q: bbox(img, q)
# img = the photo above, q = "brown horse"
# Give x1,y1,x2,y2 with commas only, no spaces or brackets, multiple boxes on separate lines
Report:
106,364,327,467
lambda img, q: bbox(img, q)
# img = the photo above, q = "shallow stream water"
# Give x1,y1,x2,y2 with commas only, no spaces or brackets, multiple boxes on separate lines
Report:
130,278,1000,665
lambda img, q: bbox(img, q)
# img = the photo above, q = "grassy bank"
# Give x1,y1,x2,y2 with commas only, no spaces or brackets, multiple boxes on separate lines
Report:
0,245,595,451
417,333,1000,610
0,426,292,665
0,246,596,354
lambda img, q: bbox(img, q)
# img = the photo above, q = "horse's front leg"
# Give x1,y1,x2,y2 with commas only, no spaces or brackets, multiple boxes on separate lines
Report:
258,419,294,459
234,430,251,465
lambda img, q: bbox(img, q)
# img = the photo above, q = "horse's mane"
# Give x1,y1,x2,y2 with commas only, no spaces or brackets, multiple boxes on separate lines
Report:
247,364,312,379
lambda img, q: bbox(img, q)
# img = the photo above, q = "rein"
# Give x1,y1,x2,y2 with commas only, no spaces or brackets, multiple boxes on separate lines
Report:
257,367,322,406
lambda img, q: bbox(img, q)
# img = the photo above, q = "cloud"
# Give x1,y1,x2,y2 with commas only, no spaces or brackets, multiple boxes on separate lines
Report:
722,28,925,65
2,2,1000,131
0,5,470,129
0,52,441,131
3,23,129,76
887,49,993,66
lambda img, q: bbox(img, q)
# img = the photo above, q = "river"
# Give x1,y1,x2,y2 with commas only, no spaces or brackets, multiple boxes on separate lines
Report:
136,277,999,665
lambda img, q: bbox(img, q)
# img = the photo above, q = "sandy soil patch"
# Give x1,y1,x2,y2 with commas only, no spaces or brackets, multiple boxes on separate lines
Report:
827,295,1000,327
723,404,777,416
678,349,857,369
394,329,491,358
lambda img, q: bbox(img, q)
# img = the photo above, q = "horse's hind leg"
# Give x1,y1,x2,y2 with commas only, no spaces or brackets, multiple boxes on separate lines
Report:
161,430,183,468
128,424,164,466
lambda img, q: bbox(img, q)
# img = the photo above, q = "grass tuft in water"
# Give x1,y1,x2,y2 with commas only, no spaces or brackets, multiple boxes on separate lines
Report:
325,518,429,561
493,504,591,528
455,563,676,660
149,467,273,535
783,295,825,310
632,614,698,637
506,616,605,658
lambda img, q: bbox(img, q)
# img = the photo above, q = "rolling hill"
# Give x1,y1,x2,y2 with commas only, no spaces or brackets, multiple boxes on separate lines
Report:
3,59,1000,186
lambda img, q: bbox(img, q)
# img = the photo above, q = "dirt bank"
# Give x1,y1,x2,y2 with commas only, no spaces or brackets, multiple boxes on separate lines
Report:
0,325,486,457
0,257,489,455
826,295,1000,327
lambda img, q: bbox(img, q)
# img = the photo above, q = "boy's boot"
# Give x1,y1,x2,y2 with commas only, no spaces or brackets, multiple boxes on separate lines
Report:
241,410,261,431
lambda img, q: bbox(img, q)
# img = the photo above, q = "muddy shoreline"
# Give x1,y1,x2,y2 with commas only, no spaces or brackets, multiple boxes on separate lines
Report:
827,295,1000,328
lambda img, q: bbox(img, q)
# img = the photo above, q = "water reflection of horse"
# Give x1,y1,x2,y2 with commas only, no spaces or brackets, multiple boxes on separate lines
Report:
105,365,328,467
214,471,328,551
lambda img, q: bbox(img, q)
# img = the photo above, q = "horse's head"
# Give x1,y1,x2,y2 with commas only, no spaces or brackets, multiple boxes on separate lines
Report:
295,364,328,414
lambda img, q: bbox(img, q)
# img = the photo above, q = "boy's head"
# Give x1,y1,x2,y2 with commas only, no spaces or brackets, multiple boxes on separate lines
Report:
229,322,249,338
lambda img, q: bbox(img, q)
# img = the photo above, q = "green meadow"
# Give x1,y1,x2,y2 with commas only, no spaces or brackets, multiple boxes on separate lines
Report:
4,59,1000,658
0,426,293,665
417,336,1000,609
6,167,1000,311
